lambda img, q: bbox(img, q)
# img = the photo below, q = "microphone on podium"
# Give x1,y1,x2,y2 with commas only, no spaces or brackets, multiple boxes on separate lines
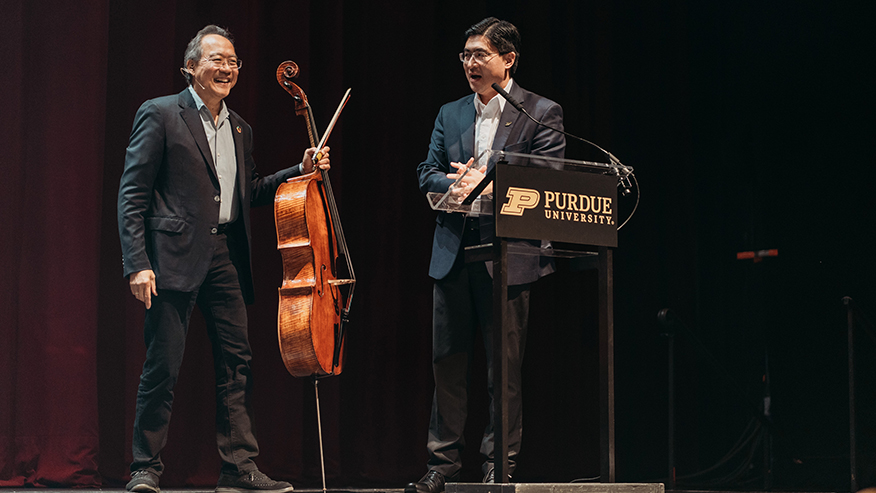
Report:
490,83,634,196
490,82,627,172
490,83,639,227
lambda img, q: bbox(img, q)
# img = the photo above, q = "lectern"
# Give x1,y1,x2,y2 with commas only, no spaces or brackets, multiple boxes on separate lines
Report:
428,151,657,493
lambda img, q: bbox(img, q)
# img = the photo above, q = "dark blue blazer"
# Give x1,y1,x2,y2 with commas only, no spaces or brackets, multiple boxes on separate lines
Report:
417,83,566,285
118,88,302,303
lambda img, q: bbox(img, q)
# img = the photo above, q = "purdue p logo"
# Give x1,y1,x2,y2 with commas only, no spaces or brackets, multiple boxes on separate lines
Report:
500,187,541,216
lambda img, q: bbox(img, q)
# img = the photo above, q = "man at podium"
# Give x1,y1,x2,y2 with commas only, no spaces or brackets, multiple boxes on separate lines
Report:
409,16,566,493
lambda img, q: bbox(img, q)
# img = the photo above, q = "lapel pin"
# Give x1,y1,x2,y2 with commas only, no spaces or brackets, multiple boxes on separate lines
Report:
505,121,512,126
236,125,242,134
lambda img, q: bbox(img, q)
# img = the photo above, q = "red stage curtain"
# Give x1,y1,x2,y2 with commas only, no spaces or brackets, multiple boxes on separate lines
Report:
1,0,607,487
0,0,109,487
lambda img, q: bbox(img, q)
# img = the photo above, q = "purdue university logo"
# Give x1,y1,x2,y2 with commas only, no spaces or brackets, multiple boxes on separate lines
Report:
499,187,614,226
500,187,541,216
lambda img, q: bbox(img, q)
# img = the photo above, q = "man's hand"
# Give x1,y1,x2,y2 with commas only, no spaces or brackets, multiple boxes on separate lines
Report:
447,158,493,198
129,269,157,309
302,146,331,174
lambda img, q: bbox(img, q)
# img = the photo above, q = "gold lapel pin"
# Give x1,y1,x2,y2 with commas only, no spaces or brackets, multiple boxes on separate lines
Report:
505,121,512,127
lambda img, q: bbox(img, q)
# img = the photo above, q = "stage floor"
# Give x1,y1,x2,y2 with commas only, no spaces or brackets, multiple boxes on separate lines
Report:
0,488,838,493
0,490,402,493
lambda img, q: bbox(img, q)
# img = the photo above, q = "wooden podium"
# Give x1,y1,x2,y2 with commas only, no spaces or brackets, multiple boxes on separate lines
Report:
429,151,647,493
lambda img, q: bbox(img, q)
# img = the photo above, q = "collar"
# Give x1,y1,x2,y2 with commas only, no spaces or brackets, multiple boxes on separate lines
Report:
474,78,514,116
187,85,229,125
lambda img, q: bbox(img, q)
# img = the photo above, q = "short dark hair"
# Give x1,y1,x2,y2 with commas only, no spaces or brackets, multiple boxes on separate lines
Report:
464,17,521,75
182,25,234,85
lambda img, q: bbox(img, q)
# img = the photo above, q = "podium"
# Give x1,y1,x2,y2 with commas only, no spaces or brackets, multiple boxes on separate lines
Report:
429,151,648,493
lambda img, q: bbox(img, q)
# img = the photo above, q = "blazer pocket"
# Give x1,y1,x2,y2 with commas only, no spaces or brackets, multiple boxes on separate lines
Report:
146,216,186,234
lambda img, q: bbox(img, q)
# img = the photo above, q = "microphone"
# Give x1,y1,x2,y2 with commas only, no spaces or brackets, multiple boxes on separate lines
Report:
180,67,206,91
492,82,527,115
490,82,633,193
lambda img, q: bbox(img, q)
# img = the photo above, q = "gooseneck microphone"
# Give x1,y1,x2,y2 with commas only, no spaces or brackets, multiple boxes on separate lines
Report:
490,82,639,227
490,82,626,169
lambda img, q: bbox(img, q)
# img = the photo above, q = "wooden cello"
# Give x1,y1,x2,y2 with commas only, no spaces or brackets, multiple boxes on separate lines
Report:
273,61,355,378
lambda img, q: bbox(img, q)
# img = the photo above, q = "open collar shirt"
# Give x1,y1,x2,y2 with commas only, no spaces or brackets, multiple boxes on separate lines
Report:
473,78,513,168
188,85,239,224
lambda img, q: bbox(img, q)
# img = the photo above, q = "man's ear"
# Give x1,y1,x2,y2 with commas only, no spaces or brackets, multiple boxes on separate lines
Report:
503,52,516,70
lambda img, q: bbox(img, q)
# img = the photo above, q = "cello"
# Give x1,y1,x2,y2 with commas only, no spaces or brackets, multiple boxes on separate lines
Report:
273,61,355,491
273,61,355,378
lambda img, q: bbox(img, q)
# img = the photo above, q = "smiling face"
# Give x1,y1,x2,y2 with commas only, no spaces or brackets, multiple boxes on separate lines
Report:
187,34,238,108
463,35,516,103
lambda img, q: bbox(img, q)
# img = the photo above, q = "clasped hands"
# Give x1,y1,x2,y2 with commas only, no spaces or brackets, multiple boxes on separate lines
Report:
447,157,492,199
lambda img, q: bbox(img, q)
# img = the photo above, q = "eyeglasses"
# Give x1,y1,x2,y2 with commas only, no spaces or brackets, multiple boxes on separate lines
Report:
459,51,502,64
202,55,242,70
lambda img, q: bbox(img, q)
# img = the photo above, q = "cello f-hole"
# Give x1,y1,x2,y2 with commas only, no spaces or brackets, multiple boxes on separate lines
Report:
318,264,327,297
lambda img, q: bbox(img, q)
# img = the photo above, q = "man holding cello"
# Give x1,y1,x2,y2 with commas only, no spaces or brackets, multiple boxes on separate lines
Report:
117,24,329,493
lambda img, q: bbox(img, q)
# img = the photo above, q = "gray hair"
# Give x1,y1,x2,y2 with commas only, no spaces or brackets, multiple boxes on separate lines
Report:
182,25,234,85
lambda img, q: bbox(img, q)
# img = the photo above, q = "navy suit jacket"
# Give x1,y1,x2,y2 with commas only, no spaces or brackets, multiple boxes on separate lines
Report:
118,88,302,304
417,82,566,285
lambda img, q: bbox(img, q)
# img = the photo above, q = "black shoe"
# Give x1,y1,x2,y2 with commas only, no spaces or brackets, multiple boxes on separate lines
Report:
483,467,511,483
406,470,449,493
216,470,294,493
127,470,159,493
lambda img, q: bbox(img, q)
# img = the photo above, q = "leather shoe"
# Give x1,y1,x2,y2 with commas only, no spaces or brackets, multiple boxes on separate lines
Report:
216,470,294,493
127,470,159,493
406,470,448,493
483,466,511,483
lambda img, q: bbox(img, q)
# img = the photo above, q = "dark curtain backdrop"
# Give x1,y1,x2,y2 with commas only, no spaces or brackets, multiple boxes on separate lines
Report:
2,0,874,490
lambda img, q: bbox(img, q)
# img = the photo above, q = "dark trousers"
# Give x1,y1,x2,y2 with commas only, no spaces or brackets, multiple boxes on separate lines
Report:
131,232,258,476
427,258,530,478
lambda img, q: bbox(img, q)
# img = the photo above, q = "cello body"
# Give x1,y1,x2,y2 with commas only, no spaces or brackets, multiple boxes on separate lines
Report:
275,172,344,377
272,60,352,378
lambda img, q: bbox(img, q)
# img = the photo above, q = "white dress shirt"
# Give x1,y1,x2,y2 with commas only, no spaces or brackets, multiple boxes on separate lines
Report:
473,78,513,168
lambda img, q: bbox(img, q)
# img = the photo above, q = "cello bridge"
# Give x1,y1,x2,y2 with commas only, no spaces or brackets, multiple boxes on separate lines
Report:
327,279,355,286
